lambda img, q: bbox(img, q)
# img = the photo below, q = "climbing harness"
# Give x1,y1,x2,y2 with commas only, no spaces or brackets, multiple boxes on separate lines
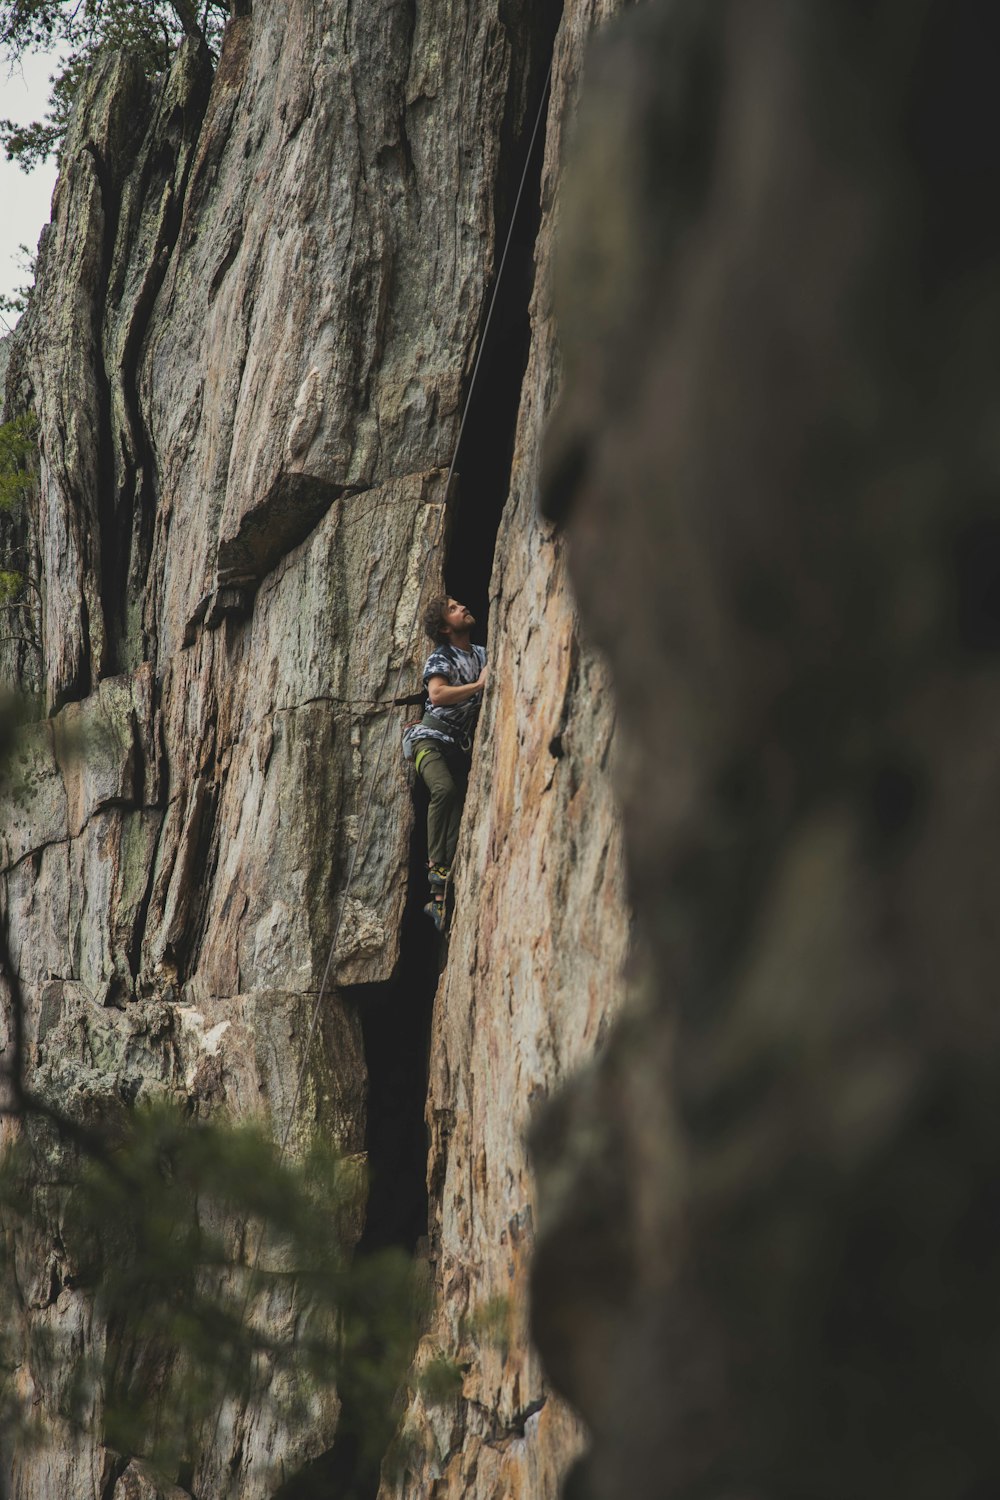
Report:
410,707,476,758
211,47,556,1466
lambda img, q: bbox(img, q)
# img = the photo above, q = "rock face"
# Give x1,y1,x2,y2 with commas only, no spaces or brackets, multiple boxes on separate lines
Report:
533,2,1000,1498
382,5,628,1492
2,2,628,1498
11,3,999,1497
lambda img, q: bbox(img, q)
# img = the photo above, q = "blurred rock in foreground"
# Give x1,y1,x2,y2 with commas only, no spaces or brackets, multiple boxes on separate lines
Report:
534,1,1000,1497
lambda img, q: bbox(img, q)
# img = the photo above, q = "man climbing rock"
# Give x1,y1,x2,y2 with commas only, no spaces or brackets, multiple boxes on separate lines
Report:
403,595,487,931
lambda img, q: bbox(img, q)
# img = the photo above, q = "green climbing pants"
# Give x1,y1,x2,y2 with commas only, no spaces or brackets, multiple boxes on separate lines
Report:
414,742,469,871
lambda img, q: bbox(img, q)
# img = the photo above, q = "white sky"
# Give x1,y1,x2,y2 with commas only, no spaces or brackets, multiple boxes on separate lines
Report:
0,48,63,330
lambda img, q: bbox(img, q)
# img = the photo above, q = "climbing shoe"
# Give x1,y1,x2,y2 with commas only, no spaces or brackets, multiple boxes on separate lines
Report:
427,863,451,893
424,896,448,933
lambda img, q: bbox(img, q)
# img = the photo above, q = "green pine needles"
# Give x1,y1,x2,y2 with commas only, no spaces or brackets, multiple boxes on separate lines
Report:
0,414,37,620
0,0,230,172
0,1094,427,1486
0,412,37,511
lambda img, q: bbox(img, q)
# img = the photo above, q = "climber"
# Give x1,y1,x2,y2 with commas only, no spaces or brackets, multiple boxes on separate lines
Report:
402,594,487,931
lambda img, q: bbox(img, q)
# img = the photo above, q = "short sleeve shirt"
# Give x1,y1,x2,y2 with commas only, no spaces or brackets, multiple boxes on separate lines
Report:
408,642,487,750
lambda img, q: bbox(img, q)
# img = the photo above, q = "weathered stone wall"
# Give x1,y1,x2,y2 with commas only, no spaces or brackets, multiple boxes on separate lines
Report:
10,2,998,1496
2,1,629,1497
381,3,628,1493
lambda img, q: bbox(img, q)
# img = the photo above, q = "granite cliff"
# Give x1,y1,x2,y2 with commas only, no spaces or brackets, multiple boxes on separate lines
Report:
1,2,627,1496
8,2,991,1497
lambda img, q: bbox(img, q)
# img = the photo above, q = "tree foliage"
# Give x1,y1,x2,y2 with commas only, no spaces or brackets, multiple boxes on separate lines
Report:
0,1100,423,1484
0,413,38,637
0,412,37,511
0,243,35,323
0,929,440,1490
0,0,229,171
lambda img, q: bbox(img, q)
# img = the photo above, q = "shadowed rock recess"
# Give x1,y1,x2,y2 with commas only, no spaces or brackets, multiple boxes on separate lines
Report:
1,1,629,1498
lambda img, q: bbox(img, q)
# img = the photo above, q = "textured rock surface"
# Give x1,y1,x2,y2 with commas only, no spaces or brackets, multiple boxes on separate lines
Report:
382,4,628,1493
2,1,629,1497
10,2,997,1496
533,2,1000,1498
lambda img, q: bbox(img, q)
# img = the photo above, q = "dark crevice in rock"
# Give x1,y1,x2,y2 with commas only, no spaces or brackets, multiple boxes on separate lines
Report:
393,0,419,190
98,1451,128,1500
549,630,581,761
207,224,244,300
275,857,438,1500
110,42,214,675
349,823,439,1260
271,1430,371,1500
85,137,130,689
303,824,440,1500
173,778,221,985
437,1391,549,1460
127,821,163,995
59,523,94,714
179,15,252,236
446,0,563,636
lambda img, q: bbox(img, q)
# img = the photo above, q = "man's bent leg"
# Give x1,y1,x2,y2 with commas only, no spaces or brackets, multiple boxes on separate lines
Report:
444,761,469,869
416,746,459,870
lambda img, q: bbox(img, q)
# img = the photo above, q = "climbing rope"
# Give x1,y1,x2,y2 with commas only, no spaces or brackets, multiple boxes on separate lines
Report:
209,48,556,1464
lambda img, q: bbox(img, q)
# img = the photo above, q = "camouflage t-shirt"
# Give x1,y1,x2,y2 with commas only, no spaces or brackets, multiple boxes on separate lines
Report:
405,642,486,753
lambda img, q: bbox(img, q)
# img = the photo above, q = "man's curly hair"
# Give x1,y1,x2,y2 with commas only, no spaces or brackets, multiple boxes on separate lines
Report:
422,594,450,642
